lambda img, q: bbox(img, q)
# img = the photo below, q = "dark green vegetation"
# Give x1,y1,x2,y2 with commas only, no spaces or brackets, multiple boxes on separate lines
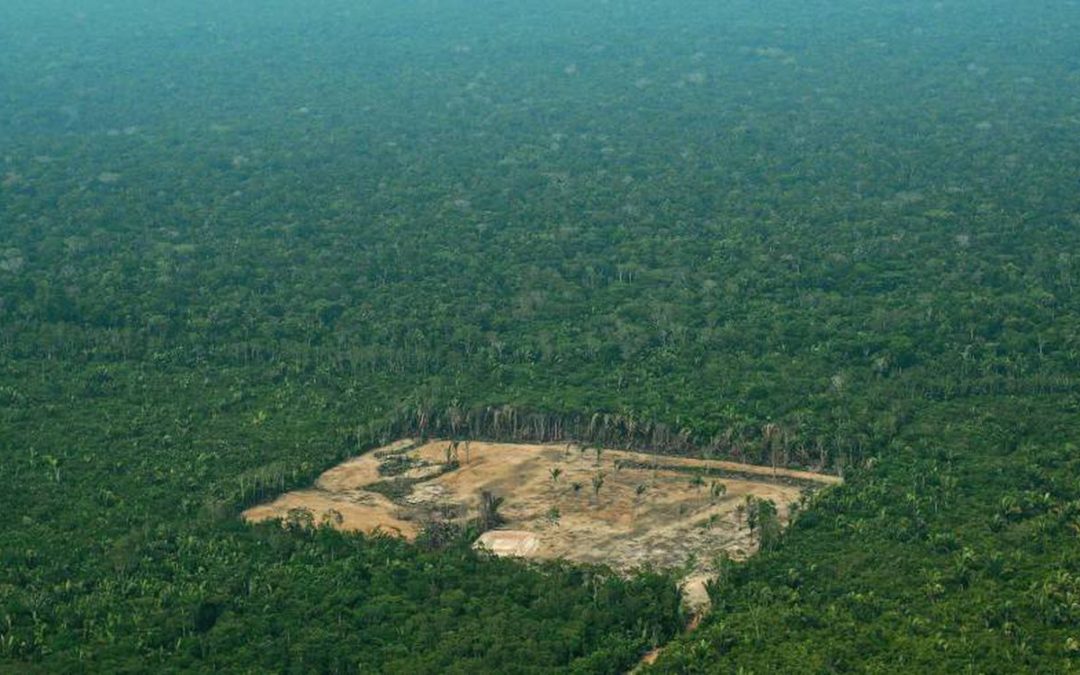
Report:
2,0,1079,671
658,400,1080,672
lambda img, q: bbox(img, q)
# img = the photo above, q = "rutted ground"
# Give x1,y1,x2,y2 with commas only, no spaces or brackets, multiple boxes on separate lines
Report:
243,439,840,608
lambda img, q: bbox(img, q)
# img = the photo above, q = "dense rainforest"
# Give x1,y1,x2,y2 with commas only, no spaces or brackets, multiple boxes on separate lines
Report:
2,0,1079,672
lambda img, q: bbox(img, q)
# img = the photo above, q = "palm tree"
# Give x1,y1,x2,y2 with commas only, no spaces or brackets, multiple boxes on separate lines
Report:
709,481,727,504
633,483,647,519
478,490,504,531
755,499,780,549
549,467,562,496
745,496,758,533
591,472,606,506
763,422,781,474
690,474,705,492
547,506,561,527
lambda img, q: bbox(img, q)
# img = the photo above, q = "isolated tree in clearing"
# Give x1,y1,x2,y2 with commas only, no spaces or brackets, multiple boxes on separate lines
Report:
592,472,606,506
710,480,727,504
547,505,561,527
477,490,504,532
634,483,648,521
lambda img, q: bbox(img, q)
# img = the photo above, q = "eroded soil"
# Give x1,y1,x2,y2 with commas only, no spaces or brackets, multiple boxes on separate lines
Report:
243,439,839,610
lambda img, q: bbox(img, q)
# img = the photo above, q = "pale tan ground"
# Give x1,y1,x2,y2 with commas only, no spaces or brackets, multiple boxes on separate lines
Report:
241,489,418,538
243,439,838,611
241,438,419,537
475,530,541,557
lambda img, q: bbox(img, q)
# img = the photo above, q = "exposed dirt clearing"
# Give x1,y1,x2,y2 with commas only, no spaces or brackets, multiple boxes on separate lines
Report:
242,439,418,537
242,488,418,538
313,438,413,492
243,439,839,609
475,530,541,557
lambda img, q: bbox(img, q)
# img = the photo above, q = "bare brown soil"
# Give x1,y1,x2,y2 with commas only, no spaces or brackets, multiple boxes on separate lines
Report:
243,439,839,611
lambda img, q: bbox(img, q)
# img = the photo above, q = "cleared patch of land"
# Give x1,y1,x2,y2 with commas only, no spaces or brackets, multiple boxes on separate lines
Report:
243,439,839,609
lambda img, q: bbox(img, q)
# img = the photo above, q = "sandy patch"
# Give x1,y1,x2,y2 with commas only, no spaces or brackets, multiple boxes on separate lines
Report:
476,530,541,557
242,488,418,538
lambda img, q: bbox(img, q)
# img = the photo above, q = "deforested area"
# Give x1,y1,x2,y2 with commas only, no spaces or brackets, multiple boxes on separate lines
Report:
2,0,1079,672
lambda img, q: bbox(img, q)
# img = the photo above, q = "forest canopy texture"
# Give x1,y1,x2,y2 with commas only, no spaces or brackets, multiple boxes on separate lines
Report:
2,0,1079,672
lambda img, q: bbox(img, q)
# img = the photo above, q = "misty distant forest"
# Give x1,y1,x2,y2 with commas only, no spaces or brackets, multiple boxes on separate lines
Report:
2,0,1079,672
